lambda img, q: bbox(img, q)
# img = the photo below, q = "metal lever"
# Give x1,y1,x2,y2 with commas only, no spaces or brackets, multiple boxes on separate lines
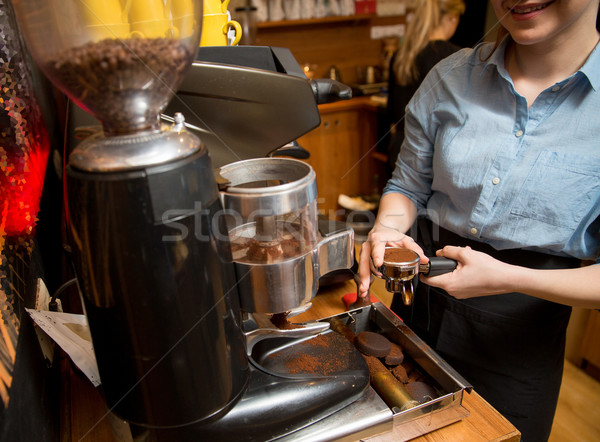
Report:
244,316,330,356
268,140,310,159
309,79,352,104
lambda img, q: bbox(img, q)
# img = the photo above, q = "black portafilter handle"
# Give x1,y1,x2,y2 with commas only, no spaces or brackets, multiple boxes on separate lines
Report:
422,257,457,277
309,79,352,104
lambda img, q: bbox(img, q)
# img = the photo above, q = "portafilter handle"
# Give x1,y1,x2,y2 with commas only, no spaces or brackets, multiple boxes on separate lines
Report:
422,256,458,276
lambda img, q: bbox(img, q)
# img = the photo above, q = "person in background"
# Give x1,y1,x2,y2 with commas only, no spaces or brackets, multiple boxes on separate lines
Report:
385,0,466,171
359,1,600,440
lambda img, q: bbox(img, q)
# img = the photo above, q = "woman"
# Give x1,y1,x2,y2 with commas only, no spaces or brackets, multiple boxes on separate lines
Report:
386,0,465,170
359,1,600,440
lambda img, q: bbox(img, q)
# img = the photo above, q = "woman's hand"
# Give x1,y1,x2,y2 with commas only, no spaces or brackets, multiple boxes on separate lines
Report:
357,224,426,298
422,246,514,299
423,246,600,308
356,192,420,298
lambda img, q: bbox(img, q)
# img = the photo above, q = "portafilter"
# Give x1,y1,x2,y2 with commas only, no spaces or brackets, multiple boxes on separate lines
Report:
375,247,456,305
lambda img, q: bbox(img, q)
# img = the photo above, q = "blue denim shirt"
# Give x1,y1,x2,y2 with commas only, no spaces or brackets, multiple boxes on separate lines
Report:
384,38,600,261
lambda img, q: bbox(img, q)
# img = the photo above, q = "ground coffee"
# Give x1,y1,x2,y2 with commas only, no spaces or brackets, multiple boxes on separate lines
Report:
384,247,419,264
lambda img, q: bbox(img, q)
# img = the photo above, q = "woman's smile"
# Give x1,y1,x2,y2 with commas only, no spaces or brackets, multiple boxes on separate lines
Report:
509,1,555,20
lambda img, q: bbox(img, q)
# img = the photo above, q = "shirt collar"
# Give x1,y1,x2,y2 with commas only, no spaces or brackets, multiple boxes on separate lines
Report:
482,36,600,91
579,41,600,91
480,37,512,83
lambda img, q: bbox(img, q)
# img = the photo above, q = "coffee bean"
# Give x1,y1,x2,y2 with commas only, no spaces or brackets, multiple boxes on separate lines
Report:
47,37,191,133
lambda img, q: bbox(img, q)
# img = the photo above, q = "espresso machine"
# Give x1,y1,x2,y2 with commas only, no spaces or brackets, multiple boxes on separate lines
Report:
11,1,373,440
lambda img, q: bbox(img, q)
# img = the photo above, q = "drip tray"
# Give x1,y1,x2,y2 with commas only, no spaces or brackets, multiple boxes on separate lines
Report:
277,302,472,441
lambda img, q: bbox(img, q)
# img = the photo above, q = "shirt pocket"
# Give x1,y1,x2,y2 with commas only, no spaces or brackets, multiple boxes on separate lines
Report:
510,151,600,229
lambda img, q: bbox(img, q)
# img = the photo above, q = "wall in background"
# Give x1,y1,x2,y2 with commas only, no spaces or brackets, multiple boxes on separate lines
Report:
450,0,488,48
254,15,406,85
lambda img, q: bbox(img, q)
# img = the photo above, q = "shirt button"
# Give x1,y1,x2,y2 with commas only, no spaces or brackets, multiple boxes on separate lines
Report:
551,85,560,92
492,177,501,185
470,227,478,235
515,130,524,137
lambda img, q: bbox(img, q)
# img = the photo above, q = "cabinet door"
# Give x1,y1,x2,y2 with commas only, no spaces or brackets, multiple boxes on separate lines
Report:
581,310,600,371
300,107,377,218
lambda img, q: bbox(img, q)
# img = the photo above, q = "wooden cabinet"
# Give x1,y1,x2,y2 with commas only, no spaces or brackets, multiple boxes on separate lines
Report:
581,309,600,380
299,97,383,218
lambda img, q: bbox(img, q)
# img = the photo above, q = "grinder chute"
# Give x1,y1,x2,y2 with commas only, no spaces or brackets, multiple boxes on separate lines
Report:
219,157,354,314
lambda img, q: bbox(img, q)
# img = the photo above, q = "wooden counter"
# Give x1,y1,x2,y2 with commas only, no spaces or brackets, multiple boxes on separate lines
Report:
63,276,520,441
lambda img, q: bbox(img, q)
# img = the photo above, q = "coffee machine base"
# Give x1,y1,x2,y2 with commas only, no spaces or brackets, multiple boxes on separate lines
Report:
123,330,371,441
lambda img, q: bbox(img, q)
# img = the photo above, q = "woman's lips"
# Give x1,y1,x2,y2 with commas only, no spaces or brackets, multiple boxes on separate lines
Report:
509,1,553,20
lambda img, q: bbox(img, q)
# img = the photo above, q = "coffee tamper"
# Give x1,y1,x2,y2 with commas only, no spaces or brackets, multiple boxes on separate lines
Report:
375,247,456,305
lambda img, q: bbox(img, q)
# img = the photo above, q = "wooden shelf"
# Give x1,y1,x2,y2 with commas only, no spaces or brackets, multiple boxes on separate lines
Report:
258,14,400,29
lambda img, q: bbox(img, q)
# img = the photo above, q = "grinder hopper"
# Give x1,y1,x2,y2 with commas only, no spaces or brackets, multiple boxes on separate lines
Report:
11,0,201,137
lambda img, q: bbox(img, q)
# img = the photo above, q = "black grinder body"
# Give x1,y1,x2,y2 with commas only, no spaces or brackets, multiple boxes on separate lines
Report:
66,147,249,427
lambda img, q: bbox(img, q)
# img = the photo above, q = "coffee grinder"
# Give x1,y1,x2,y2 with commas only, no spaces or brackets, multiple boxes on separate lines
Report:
12,1,370,439
12,0,246,427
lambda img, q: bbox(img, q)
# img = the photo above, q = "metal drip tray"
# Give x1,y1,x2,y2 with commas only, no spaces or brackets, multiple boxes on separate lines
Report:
278,302,472,441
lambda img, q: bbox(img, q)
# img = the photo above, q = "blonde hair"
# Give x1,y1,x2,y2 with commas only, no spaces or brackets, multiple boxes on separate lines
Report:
394,0,466,85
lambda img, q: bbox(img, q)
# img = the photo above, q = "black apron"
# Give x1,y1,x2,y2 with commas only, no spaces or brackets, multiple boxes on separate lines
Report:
391,221,579,442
